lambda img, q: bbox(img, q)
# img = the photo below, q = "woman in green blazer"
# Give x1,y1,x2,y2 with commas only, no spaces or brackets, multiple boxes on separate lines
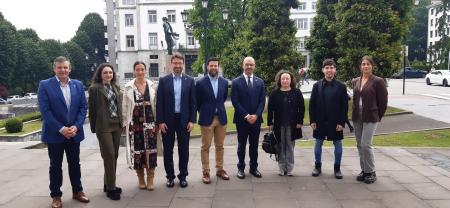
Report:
88,63,123,200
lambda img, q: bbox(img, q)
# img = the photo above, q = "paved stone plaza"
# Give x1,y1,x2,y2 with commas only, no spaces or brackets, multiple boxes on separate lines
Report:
1,136,450,208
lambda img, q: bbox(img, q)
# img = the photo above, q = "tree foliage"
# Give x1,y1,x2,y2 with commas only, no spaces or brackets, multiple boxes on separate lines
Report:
18,28,40,42
0,17,17,89
308,0,414,83
407,0,430,62
429,0,450,69
77,13,106,65
64,41,90,84
220,0,304,91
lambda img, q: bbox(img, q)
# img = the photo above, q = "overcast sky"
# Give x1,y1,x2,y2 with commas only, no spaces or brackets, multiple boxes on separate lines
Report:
1,0,105,42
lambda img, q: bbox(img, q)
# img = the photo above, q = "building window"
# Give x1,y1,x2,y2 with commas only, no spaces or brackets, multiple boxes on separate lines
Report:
122,0,135,5
126,35,134,47
430,42,432,47
295,18,308,30
431,19,433,27
167,10,176,23
435,30,438,37
312,2,317,10
148,10,157,23
125,14,134,26
149,33,158,49
187,34,195,46
149,63,159,77
430,30,433,38
431,8,434,15
298,37,305,49
448,16,450,23
124,72,134,78
150,55,158,59
298,2,306,10
447,28,450,35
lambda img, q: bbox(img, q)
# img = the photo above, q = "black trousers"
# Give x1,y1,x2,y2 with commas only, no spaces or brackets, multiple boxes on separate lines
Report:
47,139,83,198
236,122,261,171
162,114,190,180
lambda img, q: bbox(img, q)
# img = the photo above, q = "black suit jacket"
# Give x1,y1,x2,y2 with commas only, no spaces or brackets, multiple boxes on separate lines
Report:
231,74,265,124
156,73,196,129
309,78,348,140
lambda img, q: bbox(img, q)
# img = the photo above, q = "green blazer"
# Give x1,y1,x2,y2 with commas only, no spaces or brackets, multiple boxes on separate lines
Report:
88,83,123,133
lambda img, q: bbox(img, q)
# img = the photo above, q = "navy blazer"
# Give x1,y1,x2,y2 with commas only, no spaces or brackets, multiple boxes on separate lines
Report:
196,75,228,126
38,77,87,143
231,75,265,124
156,73,197,128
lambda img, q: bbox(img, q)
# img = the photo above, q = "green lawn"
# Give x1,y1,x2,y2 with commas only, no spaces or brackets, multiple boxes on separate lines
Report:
0,120,42,136
297,128,450,147
191,100,404,136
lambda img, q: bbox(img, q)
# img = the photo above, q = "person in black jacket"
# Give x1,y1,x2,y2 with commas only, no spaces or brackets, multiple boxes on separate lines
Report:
267,70,305,176
309,59,348,179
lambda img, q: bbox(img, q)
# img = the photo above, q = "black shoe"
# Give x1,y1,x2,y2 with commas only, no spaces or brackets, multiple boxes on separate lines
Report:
312,163,321,177
237,169,245,179
104,185,122,194
334,165,343,179
166,179,175,188
179,179,188,188
249,169,262,178
356,171,366,182
106,189,121,201
349,127,354,133
364,172,377,184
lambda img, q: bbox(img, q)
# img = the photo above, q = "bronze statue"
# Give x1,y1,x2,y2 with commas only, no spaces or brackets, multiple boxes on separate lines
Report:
162,17,179,55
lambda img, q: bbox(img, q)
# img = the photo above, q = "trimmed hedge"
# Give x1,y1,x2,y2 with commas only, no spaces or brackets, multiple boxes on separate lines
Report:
0,112,41,128
5,118,23,133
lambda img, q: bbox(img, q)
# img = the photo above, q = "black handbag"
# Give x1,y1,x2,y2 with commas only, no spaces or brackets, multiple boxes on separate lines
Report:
262,132,279,155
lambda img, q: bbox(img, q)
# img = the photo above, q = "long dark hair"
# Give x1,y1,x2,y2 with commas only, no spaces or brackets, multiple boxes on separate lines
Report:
275,70,297,89
92,63,117,84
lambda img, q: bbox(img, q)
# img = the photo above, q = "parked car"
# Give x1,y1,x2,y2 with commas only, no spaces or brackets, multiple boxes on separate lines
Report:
392,68,427,79
7,95,25,101
425,70,450,87
24,92,37,99
0,98,12,104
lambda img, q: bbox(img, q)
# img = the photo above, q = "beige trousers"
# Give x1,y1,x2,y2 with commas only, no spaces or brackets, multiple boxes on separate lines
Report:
200,116,227,172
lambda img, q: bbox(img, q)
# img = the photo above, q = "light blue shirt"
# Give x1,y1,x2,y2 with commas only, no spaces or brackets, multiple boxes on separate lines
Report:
55,76,71,111
173,73,182,113
208,74,218,99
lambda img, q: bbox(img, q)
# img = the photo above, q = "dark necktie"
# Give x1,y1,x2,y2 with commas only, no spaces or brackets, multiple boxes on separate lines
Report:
247,76,253,88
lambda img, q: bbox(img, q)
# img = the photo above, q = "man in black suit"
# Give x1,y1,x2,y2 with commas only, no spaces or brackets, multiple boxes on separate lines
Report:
156,52,196,188
231,57,265,179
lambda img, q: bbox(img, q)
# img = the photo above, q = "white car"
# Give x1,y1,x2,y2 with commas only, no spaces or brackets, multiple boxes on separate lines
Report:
24,92,37,99
425,70,450,87
7,95,25,101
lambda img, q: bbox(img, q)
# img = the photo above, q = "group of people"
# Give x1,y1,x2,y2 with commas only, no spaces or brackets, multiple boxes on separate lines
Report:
38,53,387,208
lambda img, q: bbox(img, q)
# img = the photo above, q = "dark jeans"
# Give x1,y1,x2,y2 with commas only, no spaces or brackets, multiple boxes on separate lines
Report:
47,139,83,198
236,122,261,171
314,139,343,166
162,114,190,180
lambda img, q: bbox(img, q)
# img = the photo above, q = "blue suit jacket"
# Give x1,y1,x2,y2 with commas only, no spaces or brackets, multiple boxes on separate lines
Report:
38,77,87,143
156,73,197,128
196,76,228,126
231,75,265,124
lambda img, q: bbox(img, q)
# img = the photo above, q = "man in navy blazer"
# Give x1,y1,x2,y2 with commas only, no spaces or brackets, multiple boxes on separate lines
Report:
196,57,230,184
231,56,266,179
156,53,196,188
37,56,88,208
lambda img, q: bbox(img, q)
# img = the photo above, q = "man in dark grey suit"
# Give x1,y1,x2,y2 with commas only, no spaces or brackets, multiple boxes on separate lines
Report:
231,57,266,179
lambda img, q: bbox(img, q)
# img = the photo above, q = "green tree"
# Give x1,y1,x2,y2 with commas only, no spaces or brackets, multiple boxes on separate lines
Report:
17,28,40,42
306,0,339,80
39,39,69,63
407,0,431,62
429,0,450,69
334,0,414,82
77,13,106,65
13,34,32,94
64,41,90,84
221,0,304,91
0,17,18,90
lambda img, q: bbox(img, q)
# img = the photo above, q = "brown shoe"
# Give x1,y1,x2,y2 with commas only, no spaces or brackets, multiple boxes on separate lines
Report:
72,191,90,203
202,171,211,184
51,197,62,208
216,170,230,180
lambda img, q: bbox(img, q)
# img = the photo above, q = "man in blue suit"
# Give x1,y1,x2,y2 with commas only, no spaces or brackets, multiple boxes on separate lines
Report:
196,57,230,184
37,56,88,208
231,56,266,179
156,52,196,188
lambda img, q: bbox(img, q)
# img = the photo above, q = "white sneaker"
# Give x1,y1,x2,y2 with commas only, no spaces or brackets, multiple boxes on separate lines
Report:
287,171,293,176
278,170,285,176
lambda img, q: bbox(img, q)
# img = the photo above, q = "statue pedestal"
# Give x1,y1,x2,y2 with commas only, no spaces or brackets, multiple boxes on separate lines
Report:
163,54,173,76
